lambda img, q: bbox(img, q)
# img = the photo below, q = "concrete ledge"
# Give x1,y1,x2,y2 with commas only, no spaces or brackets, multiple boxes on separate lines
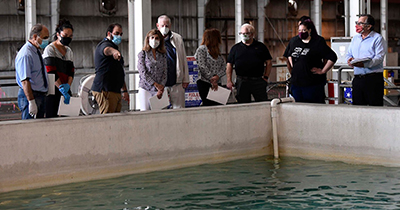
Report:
0,103,273,193
278,103,400,167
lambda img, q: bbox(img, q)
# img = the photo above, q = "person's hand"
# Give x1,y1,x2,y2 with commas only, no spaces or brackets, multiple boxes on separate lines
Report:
210,75,220,84
182,82,189,89
28,99,38,117
122,92,129,102
154,83,164,91
63,93,71,104
157,90,163,99
113,51,121,61
347,58,354,67
311,67,325,75
211,82,218,91
227,81,234,90
59,83,70,93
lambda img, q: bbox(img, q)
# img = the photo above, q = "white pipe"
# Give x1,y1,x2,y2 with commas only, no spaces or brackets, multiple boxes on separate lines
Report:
128,0,136,111
235,0,244,43
271,97,295,159
381,0,388,66
50,0,60,37
257,0,270,43
311,0,322,35
25,0,36,40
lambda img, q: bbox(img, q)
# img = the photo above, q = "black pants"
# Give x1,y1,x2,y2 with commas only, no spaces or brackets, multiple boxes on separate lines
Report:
196,80,221,106
352,73,383,106
45,87,72,118
235,77,268,103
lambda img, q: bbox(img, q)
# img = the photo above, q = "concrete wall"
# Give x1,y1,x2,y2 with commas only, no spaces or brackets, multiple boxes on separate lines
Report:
0,103,273,193
277,103,400,167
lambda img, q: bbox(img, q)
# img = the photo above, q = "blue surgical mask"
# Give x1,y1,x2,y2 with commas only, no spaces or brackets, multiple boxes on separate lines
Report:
39,38,49,49
112,35,121,45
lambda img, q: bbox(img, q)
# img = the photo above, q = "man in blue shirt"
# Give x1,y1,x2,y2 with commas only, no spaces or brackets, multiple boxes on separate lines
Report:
346,14,386,106
15,23,50,119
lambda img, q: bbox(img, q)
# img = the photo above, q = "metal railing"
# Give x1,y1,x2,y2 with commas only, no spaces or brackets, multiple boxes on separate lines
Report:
337,65,400,105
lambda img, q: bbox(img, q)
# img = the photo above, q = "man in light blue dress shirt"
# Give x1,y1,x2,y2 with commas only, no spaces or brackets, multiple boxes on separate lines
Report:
346,14,386,106
15,23,50,119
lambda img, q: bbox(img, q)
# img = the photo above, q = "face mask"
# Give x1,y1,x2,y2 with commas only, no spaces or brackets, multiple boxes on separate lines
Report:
149,39,160,49
299,31,309,40
112,34,122,45
60,36,72,46
160,26,169,36
240,34,250,43
355,25,364,34
39,37,49,49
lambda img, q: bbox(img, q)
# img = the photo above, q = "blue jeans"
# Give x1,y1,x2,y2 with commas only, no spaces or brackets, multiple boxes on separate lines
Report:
291,83,326,104
18,88,46,120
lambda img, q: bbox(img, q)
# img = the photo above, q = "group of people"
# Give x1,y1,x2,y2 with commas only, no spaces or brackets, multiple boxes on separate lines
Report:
15,13,386,120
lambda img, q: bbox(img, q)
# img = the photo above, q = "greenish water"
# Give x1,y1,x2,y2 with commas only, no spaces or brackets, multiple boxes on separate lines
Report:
1,156,400,209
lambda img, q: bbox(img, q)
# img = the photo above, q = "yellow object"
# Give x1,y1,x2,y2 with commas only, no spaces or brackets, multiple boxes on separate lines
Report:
384,70,388,95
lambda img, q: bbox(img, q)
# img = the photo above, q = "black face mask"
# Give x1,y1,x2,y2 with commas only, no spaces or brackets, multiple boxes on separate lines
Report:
60,36,72,46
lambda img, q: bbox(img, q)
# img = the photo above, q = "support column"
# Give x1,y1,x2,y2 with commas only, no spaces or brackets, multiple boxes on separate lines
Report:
133,0,152,110
25,0,36,40
349,0,361,37
50,0,60,38
344,0,350,37
197,0,209,46
128,0,136,111
235,0,244,43
381,0,388,65
311,0,321,35
257,0,269,43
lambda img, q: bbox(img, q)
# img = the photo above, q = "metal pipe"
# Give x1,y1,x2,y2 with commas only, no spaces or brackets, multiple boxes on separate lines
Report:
25,0,36,40
51,0,60,36
381,0,388,66
235,0,244,43
312,0,322,35
270,97,295,159
128,0,136,111
344,0,349,37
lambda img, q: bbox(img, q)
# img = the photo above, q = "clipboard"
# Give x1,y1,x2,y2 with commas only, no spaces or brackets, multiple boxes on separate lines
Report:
149,91,170,110
58,96,82,116
206,86,231,105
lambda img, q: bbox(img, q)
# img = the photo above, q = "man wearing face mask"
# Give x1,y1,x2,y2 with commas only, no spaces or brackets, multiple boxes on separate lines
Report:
15,23,50,119
43,19,75,118
226,23,272,103
347,14,386,106
156,15,189,109
92,23,129,114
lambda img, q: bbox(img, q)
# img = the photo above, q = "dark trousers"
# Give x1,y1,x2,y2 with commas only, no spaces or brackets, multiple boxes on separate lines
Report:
196,80,221,106
291,83,326,104
235,77,268,103
352,73,383,106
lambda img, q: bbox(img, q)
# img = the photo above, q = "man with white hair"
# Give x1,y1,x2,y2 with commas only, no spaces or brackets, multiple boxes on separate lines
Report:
226,23,272,103
156,15,189,109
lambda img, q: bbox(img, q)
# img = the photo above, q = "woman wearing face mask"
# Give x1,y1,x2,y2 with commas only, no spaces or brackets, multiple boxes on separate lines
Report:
285,19,337,104
137,29,168,111
194,28,226,106
43,19,75,117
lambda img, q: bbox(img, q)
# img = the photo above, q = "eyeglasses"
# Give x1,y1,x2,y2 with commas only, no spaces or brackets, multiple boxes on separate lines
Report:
355,21,368,26
239,32,251,36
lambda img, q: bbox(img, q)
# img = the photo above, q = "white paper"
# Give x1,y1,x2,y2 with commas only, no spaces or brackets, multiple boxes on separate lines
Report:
58,96,82,116
47,74,55,95
350,57,371,64
149,91,170,110
206,86,231,105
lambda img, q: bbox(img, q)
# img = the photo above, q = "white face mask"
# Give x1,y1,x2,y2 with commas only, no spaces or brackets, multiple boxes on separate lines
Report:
149,39,160,49
240,34,250,43
160,26,169,36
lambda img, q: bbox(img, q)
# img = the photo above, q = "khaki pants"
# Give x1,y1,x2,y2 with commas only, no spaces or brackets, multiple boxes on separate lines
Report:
92,91,122,114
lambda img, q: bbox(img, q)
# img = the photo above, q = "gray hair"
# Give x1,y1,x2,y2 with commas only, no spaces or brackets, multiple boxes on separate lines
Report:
29,23,44,39
157,15,171,25
241,23,255,34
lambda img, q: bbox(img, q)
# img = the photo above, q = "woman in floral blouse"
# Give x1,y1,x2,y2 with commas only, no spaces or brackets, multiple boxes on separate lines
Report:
194,28,226,106
137,29,167,111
